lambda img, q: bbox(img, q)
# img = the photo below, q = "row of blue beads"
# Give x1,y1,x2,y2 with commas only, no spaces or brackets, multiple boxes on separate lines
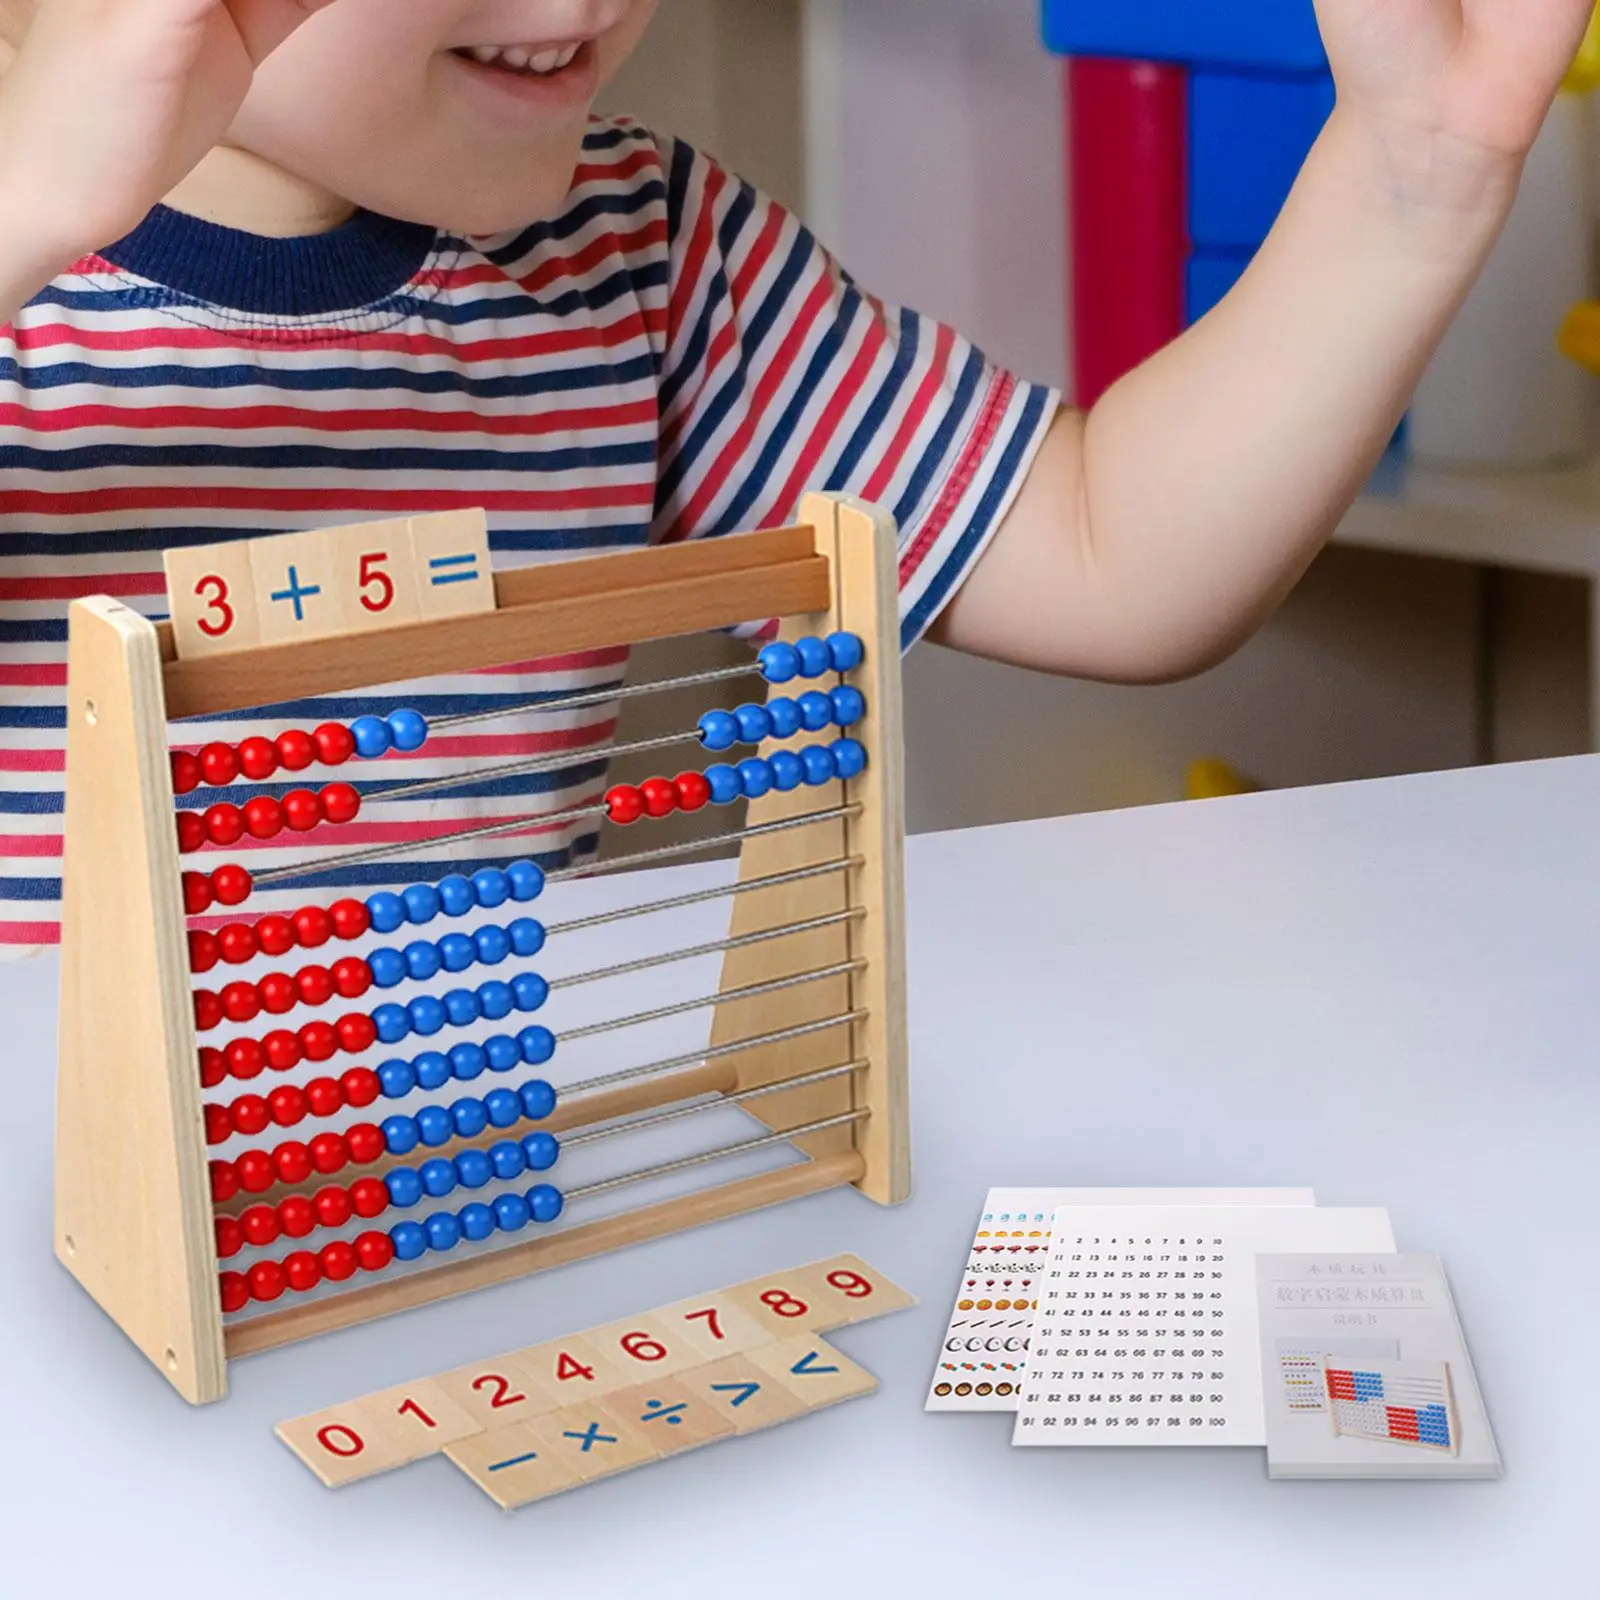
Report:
390,1183,564,1259
697,685,866,752
384,1129,561,1209
367,917,546,987
365,861,545,935
350,709,430,760
380,1078,557,1155
704,737,867,804
370,971,549,1044
758,633,864,683
374,1026,557,1101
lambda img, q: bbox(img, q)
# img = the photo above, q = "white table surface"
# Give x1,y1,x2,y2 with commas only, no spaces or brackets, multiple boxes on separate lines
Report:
4,755,1596,1597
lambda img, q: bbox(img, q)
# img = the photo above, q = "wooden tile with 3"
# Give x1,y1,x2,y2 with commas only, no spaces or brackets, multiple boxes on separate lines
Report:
248,528,346,646
410,508,495,620
275,1377,481,1487
163,539,261,660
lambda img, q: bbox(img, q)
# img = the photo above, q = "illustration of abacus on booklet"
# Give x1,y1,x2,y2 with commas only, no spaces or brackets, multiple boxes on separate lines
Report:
53,493,907,1406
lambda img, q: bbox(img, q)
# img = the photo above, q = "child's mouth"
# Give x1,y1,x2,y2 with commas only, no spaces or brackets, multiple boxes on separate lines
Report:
447,37,601,112
454,40,586,77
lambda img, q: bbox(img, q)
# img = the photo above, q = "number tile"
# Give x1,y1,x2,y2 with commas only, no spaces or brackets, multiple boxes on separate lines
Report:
249,528,345,646
330,517,421,630
528,1402,661,1483
747,1336,879,1411
599,1377,735,1458
679,1355,811,1434
511,1333,633,1403
654,1293,773,1359
163,540,260,660
782,1254,918,1331
586,1313,704,1379
445,1423,582,1510
276,1378,482,1487
410,508,495,620
434,1357,561,1428
722,1274,832,1336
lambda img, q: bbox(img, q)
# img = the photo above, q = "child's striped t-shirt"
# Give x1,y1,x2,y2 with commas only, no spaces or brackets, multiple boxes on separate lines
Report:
0,117,1056,952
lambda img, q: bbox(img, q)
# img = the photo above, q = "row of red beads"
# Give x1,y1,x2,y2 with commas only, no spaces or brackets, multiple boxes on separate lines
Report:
188,900,372,974
176,782,361,853
208,1125,385,1195
203,1073,381,1144
193,956,373,1032
216,1178,391,1258
219,1232,394,1310
172,724,356,795
604,770,712,826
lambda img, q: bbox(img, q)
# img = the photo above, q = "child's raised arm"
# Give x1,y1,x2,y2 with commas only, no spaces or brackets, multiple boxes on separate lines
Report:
934,0,1597,683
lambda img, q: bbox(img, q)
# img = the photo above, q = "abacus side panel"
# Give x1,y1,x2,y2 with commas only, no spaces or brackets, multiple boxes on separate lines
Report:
55,598,226,1405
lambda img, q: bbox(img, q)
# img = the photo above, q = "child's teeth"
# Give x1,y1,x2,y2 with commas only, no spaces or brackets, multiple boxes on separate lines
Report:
465,41,583,75
471,44,500,63
502,45,531,68
529,48,563,72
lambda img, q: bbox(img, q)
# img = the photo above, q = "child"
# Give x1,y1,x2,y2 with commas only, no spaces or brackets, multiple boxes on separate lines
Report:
0,0,1590,949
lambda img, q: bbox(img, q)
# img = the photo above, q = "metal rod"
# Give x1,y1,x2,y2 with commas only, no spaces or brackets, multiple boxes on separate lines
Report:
563,1109,870,1203
559,1008,867,1098
558,959,865,1043
562,1060,868,1150
549,909,863,993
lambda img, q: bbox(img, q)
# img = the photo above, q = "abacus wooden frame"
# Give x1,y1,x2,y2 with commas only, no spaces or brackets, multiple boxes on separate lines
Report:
53,493,908,1406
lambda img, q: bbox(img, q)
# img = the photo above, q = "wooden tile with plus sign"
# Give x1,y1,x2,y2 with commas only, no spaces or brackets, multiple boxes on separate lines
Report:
747,1336,879,1411
249,528,345,645
530,1401,660,1484
585,1312,706,1382
679,1354,811,1434
600,1377,735,1458
652,1291,773,1359
433,1353,560,1429
445,1423,582,1510
276,1377,482,1487
778,1254,918,1332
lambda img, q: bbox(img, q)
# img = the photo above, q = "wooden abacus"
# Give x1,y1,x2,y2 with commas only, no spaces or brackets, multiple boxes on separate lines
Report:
54,492,907,1405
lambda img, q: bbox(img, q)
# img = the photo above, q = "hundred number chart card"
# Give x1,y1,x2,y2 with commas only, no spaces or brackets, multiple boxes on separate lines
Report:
1013,1204,1395,1447
926,1187,1315,1412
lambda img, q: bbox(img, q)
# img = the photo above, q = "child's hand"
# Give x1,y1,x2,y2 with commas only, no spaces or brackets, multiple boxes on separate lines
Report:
0,0,337,277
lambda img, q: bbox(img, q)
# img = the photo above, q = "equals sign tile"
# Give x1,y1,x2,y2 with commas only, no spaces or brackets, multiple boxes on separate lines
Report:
429,552,482,587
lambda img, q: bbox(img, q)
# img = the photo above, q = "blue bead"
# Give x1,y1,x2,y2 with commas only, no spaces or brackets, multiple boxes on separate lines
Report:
769,750,804,792
518,1027,556,1066
350,715,393,759
385,1167,423,1208
738,758,773,799
493,1192,532,1233
402,883,442,926
801,745,837,786
759,640,801,684
424,1212,462,1252
366,892,405,934
440,989,477,1028
451,1097,489,1139
437,874,476,916
511,973,548,1013
734,703,773,744
414,1051,452,1091
796,636,832,678
477,979,515,1021
408,994,448,1035
458,1202,496,1242
519,1079,557,1120
377,1058,417,1099
472,868,511,909
416,1105,454,1146
420,1157,457,1198
527,1184,564,1224
373,1003,411,1045
507,860,545,902
439,932,477,973
448,1042,487,1082
829,685,866,728
404,939,443,982
521,1131,560,1172
455,1148,493,1190
798,690,834,732
831,737,868,780
508,918,545,958
382,1115,420,1156
485,1034,521,1072
386,708,429,753
489,1140,526,1181
827,631,865,672
474,925,511,966
698,709,740,752
706,764,742,806
368,947,407,989
484,1088,522,1128
390,1221,427,1261
767,696,803,739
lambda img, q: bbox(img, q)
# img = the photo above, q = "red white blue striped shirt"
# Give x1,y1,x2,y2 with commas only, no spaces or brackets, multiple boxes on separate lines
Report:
0,118,1056,950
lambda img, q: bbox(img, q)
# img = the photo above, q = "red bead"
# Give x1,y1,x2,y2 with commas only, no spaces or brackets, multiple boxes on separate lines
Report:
321,1239,360,1282
309,1131,349,1174
204,803,245,847
340,1067,381,1108
188,930,220,974
211,864,253,906
346,1123,384,1165
220,981,260,1024
267,1084,308,1127
199,742,238,788
674,771,712,812
257,971,297,1014
240,1204,280,1248
219,1272,250,1314
203,1103,232,1146
214,1216,244,1259
236,736,279,781
171,750,202,796
254,915,295,957
273,1141,312,1185
320,782,361,825
235,1149,276,1193
246,1260,286,1303
330,898,370,941
230,1094,270,1137
355,1231,395,1273
300,1020,339,1062
283,1251,322,1293
335,1013,376,1054
294,965,335,1007
217,923,257,965
314,722,357,767
276,728,317,771
193,990,223,1032
640,776,678,819
263,1029,302,1071
293,905,334,948
605,783,645,825
314,1186,353,1229
226,1037,266,1081
242,796,284,840
350,1177,389,1218
198,1047,227,1089
305,1077,344,1118
331,957,372,1000
278,1196,317,1239
209,1159,240,1204
182,872,214,915
176,812,207,854
282,789,323,832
